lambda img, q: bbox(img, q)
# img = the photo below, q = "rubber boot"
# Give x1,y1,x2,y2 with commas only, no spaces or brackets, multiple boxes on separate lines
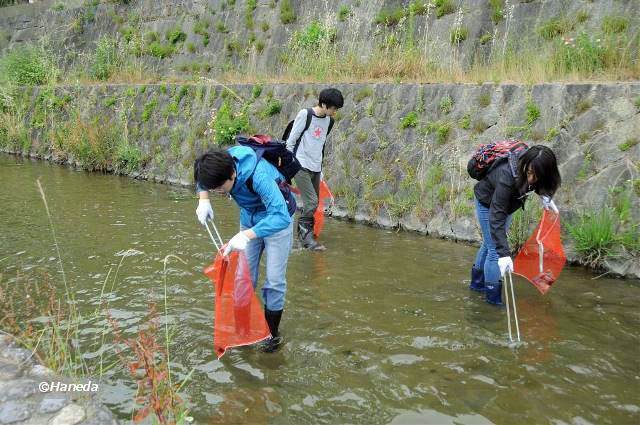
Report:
485,281,503,306
260,308,283,353
298,218,326,251
469,266,486,292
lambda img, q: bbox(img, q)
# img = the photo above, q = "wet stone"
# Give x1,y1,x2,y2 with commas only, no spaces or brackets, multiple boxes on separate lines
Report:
0,379,38,402
0,349,32,364
0,400,31,424
0,337,12,350
50,403,86,425
0,361,20,381
29,364,54,378
81,406,118,425
39,396,70,414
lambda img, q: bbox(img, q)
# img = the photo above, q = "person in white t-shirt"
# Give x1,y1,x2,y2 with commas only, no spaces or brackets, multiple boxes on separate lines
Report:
285,88,344,251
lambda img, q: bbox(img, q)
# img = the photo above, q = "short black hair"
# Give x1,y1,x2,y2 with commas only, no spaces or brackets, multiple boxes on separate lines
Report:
318,88,344,109
517,145,562,197
193,148,235,190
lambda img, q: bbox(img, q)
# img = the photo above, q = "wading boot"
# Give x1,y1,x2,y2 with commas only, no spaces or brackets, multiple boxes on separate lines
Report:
469,266,486,292
298,219,326,251
260,308,284,353
485,281,503,306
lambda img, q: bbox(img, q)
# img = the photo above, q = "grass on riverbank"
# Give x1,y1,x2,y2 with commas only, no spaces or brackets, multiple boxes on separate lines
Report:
0,179,193,424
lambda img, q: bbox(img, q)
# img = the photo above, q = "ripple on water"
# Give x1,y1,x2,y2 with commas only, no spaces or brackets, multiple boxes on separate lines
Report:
387,354,424,366
389,409,494,425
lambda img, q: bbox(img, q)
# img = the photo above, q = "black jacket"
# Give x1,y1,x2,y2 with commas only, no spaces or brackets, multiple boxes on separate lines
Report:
474,155,531,257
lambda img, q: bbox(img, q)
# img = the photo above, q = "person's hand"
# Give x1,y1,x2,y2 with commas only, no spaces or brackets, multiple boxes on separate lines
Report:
196,198,213,225
541,195,559,214
498,256,514,276
223,231,250,256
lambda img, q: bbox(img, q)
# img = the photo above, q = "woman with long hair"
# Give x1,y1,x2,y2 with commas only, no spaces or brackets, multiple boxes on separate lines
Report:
469,145,562,305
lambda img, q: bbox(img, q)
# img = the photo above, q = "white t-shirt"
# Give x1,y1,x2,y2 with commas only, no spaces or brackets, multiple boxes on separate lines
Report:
284,109,331,172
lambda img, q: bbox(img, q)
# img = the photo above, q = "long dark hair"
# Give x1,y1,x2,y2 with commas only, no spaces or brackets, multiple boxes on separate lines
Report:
516,145,561,197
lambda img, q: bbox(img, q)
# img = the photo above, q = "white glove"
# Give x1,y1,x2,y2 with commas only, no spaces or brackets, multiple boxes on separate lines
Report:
223,231,250,256
498,256,514,277
196,198,213,225
541,196,559,214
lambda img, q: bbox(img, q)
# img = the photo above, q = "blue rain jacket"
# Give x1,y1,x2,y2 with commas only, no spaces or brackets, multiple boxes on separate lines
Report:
227,146,291,238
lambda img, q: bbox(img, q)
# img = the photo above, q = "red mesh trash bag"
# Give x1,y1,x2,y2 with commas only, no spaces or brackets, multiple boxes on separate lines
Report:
203,250,270,358
514,210,566,295
313,180,334,239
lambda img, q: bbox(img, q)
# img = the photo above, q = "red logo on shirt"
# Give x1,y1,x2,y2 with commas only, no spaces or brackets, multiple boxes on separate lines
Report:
313,127,323,138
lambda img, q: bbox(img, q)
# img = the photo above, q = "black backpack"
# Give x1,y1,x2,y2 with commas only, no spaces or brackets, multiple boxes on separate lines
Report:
236,134,298,216
236,134,301,183
282,108,335,157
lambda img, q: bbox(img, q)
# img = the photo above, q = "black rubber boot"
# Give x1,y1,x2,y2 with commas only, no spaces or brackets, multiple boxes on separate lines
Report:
298,219,326,251
469,266,486,292
260,308,283,353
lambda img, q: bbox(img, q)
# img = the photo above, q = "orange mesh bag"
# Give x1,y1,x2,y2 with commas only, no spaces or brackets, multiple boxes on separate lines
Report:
203,250,270,358
313,180,334,239
514,210,566,295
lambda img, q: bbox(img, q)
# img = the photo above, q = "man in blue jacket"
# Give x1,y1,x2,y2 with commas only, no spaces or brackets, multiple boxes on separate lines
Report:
194,146,293,352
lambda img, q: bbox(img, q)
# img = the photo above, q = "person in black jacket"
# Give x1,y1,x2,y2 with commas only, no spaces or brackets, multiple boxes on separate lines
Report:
470,145,561,305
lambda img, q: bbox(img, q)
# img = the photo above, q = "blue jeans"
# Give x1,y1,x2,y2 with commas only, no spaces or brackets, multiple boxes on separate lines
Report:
240,222,293,311
474,198,512,285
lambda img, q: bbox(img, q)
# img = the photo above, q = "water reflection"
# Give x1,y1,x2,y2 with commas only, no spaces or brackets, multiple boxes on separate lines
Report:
1,155,639,424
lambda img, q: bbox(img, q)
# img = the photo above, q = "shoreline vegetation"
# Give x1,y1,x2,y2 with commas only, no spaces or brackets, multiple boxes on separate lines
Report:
0,178,193,424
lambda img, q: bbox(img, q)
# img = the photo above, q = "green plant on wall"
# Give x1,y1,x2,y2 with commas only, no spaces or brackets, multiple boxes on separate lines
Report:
450,27,468,44
601,16,628,35
260,97,282,118
91,36,119,80
280,0,295,24
525,99,541,125
459,113,471,129
375,7,404,26
434,0,455,18
568,207,618,267
194,19,211,47
424,121,451,144
489,0,504,24
114,139,142,173
354,87,373,103
166,27,187,44
507,199,542,254
537,16,575,40
439,96,454,114
400,111,418,129
0,44,59,86
251,84,263,99
618,138,638,152
338,5,351,22
212,100,249,145
577,150,594,181
142,98,157,122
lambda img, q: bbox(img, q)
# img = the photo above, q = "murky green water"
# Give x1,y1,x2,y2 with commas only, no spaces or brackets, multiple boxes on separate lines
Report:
1,154,639,424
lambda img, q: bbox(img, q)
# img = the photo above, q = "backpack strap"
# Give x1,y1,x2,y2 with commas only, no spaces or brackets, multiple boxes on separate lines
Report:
294,109,335,164
245,149,265,194
321,116,335,164
293,108,314,156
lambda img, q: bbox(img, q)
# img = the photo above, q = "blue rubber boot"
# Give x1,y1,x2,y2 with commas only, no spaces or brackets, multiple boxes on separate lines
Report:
469,266,486,292
485,281,503,306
